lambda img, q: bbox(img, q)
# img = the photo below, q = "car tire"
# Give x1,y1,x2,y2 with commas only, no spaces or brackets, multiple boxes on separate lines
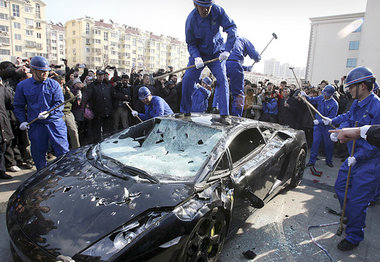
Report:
290,148,306,188
182,207,227,262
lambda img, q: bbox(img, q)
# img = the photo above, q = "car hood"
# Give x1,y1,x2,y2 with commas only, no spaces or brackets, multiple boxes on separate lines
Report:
9,147,194,257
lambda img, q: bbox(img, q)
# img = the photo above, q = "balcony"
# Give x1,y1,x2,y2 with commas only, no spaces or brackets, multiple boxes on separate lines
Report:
25,41,37,48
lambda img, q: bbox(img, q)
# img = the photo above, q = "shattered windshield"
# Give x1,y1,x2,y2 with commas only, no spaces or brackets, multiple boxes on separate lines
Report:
100,119,223,182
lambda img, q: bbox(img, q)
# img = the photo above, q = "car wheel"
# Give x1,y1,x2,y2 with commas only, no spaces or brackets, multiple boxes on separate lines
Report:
290,148,306,188
182,207,227,262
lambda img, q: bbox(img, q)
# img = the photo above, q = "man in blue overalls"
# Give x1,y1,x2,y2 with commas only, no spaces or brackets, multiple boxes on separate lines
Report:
302,85,338,167
191,77,212,113
13,56,69,171
226,36,261,117
131,86,173,121
180,0,237,125
325,66,380,251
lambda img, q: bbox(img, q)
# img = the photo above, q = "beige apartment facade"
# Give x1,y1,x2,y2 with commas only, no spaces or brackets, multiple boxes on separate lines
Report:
65,17,188,73
0,0,47,62
46,22,65,66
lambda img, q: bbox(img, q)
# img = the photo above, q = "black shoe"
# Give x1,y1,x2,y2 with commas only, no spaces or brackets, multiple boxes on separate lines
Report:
306,162,314,167
326,162,334,167
337,239,358,251
0,172,12,179
219,115,231,125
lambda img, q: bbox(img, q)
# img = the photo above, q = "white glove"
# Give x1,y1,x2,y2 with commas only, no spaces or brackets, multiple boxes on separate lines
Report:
219,51,230,62
330,132,338,142
132,110,138,117
194,57,204,69
313,119,319,125
38,111,49,120
19,122,29,131
347,156,356,167
77,90,82,100
300,91,307,97
322,117,332,126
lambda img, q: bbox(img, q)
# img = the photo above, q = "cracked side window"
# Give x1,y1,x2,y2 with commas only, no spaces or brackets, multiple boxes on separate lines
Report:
228,128,265,165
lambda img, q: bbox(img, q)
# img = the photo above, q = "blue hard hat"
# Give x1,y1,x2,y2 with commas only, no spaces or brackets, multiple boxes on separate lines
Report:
30,56,51,71
345,66,375,87
138,86,151,100
193,0,214,7
322,85,335,97
202,77,212,86
374,82,379,92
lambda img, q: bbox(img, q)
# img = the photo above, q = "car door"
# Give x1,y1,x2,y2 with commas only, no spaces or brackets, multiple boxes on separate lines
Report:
228,127,286,201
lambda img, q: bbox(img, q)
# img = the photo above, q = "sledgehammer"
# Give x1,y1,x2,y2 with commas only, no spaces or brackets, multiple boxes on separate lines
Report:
26,94,80,127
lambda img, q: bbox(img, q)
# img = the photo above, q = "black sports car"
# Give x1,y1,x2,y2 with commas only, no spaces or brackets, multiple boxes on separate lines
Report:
7,114,307,262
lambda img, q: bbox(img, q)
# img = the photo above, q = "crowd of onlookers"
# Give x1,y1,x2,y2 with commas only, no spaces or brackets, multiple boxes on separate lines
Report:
1,57,379,173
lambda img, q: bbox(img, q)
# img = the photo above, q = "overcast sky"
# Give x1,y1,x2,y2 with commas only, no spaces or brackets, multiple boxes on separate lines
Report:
43,0,367,72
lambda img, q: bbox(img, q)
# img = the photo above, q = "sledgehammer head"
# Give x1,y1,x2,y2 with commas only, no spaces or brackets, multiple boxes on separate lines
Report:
272,33,278,39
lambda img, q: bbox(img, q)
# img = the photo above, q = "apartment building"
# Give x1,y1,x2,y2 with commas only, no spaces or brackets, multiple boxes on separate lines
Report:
46,22,65,65
306,0,380,85
0,0,47,62
65,17,188,73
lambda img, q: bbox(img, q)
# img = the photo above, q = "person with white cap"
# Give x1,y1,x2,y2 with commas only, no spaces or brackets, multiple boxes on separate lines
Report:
131,86,173,121
191,77,212,113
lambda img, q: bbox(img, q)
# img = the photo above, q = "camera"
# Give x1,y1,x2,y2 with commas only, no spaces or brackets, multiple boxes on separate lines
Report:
334,80,339,84
54,65,62,69
61,58,67,62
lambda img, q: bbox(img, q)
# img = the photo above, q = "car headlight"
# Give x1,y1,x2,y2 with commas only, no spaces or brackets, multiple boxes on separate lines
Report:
79,211,168,260
173,199,206,221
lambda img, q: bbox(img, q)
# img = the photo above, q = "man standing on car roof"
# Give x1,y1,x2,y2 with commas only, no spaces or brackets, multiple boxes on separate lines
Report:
324,66,380,251
179,0,237,125
13,56,69,171
226,36,261,117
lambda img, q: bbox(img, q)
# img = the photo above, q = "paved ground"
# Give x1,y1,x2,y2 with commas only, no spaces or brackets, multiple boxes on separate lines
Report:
0,155,379,262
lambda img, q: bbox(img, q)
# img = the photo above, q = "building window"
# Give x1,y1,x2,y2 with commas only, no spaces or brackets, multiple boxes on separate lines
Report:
354,25,362,33
349,41,360,50
0,49,10,55
0,1,7,8
25,18,34,25
12,4,19,17
86,23,90,34
52,46,57,50
73,48,76,55
36,22,41,28
52,40,56,43
72,30,76,35
24,6,33,13
346,58,357,68
13,22,20,29
104,32,108,41
86,47,90,52
0,13,7,20
0,25,8,32
72,39,76,44
0,37,9,44
86,38,90,45
36,33,41,39
14,34,21,40
26,30,33,36
59,34,63,41
35,3,40,18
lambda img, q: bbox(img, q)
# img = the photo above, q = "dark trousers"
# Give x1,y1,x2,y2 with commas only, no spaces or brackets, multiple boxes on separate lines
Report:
0,142,6,174
91,116,114,144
